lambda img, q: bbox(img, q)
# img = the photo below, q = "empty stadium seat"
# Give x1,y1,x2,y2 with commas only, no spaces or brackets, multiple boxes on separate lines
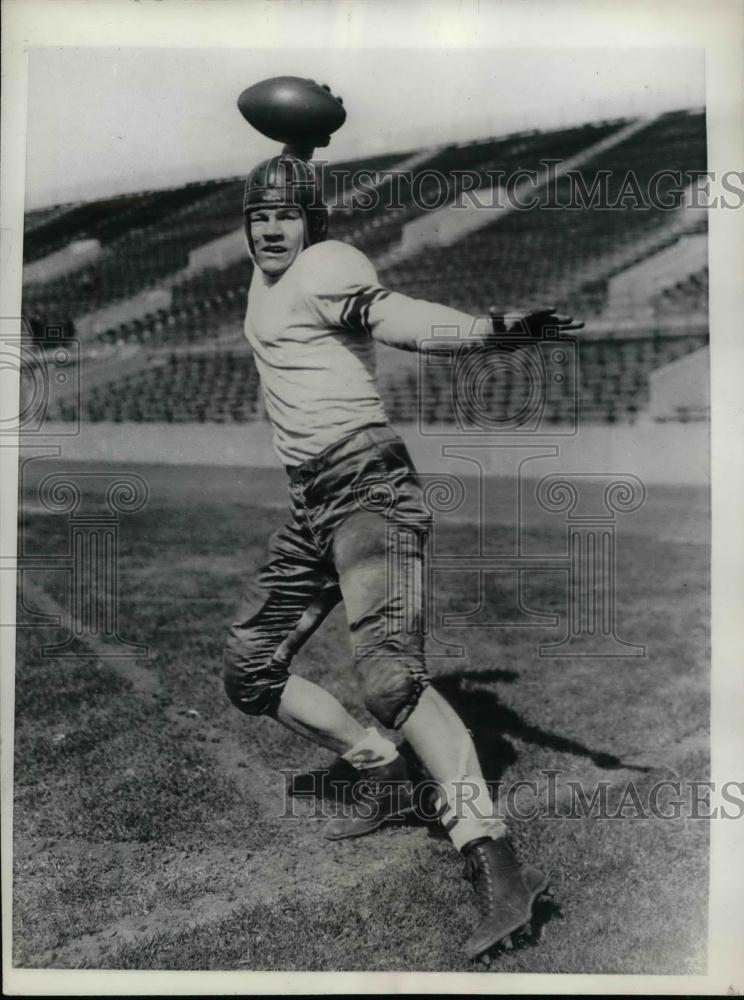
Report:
74,349,262,423
27,110,709,429
378,111,707,317
58,331,707,427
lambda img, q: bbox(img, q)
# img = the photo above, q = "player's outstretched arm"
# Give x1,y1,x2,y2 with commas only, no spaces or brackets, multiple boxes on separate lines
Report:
366,287,584,354
302,242,584,351
488,306,584,337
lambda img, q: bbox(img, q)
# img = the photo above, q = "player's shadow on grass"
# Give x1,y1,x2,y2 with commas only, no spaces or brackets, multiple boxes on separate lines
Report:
429,667,654,784
286,666,651,812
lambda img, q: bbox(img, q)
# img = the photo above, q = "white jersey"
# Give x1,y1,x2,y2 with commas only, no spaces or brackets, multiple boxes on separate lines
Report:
244,239,483,466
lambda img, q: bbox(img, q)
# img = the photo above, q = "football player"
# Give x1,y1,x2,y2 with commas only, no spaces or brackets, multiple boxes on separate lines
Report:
224,153,578,959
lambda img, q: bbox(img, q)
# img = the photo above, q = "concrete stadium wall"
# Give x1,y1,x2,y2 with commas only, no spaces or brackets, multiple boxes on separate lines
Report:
649,346,709,420
395,118,651,256
606,233,707,318
186,228,247,272
23,238,102,284
76,287,173,339
27,417,709,486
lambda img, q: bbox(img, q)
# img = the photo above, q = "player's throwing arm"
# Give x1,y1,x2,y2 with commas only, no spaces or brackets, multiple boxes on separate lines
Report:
225,76,570,963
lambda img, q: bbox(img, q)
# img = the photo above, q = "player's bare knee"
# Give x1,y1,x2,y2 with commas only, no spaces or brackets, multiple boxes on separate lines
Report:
361,658,428,730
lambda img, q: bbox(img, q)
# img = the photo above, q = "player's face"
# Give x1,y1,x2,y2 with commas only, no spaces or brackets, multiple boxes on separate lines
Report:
249,206,305,279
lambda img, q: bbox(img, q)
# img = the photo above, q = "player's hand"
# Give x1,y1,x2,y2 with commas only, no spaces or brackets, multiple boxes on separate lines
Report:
489,306,584,337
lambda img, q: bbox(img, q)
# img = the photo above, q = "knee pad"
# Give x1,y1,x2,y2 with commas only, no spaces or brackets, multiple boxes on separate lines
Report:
223,633,288,718
361,658,428,730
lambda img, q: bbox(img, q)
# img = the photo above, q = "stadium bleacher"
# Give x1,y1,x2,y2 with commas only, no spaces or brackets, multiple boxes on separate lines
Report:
378,330,708,425
22,179,232,264
377,111,707,316
93,256,251,348
22,109,709,429
81,349,262,424
328,120,625,259
45,329,706,427
648,266,708,319
22,179,246,325
23,203,79,238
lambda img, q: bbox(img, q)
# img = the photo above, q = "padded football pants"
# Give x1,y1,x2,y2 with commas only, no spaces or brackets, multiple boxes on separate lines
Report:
223,424,432,729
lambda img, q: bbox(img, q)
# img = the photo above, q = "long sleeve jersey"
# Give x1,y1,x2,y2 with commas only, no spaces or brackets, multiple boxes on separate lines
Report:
244,239,488,466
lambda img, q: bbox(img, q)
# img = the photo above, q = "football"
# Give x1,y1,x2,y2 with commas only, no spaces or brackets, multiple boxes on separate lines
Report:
237,76,346,150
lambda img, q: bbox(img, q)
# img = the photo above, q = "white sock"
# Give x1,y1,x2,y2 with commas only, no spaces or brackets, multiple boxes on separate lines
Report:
342,727,399,770
436,773,507,852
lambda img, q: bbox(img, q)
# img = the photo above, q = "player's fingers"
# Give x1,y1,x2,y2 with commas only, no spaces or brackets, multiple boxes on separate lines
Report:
546,314,574,326
529,306,558,317
548,314,585,330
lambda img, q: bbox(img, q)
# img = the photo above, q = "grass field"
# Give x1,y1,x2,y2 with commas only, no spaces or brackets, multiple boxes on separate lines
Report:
12,458,709,973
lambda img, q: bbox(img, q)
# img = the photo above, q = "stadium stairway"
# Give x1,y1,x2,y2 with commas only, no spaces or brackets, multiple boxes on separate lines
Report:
22,238,104,285
603,232,707,322
548,183,708,328
22,180,231,269
21,178,246,325
55,328,707,427
165,150,429,282
23,109,709,432
380,116,655,263
333,121,624,263
647,267,708,321
648,345,709,421
378,330,708,426
23,202,78,236
377,110,708,318
77,347,264,424
25,116,700,353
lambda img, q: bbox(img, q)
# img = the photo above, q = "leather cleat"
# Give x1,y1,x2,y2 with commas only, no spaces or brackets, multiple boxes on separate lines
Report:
462,837,549,960
322,754,413,841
